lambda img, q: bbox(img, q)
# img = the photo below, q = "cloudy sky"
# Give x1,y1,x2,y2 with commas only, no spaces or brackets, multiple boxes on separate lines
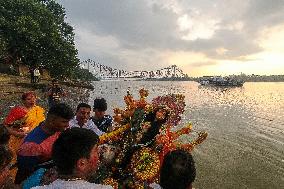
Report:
58,0,284,76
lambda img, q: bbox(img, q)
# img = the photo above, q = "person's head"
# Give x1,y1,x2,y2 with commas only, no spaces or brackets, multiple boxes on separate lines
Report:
93,98,107,119
160,149,196,189
46,103,74,132
22,91,37,108
52,128,99,179
76,103,91,124
0,124,10,145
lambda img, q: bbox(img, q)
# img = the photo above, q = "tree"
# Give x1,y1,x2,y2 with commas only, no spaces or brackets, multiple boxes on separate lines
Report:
0,35,8,60
71,66,99,81
0,0,79,78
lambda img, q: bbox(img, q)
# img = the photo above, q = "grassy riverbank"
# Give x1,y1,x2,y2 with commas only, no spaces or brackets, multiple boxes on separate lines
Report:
0,73,92,122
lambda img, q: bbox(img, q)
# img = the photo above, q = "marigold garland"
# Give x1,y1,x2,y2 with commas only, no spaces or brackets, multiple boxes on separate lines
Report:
130,148,160,182
99,124,131,144
102,178,119,189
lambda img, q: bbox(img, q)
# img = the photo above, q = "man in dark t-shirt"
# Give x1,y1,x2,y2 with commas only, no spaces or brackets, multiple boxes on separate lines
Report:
46,79,65,108
91,98,113,133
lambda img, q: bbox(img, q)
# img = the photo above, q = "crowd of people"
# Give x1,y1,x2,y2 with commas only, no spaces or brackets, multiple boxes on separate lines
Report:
0,85,197,189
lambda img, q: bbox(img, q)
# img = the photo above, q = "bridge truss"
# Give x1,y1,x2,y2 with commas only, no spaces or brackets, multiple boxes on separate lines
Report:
81,59,186,79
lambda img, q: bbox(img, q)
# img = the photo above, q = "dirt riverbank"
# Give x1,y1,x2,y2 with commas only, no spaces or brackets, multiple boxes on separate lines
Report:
0,73,92,122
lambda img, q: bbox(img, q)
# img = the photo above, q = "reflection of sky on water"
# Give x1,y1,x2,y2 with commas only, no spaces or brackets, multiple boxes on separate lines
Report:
89,81,284,189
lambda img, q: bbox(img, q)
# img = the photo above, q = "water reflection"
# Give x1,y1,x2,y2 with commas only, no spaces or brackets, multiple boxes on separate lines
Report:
88,81,284,189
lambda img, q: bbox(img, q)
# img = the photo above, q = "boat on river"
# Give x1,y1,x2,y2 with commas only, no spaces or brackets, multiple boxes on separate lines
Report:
199,76,244,87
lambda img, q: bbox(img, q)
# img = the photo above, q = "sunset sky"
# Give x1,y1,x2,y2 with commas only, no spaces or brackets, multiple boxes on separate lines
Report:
58,0,284,76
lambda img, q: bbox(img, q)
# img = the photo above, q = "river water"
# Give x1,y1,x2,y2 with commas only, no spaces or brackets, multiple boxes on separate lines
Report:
89,81,284,189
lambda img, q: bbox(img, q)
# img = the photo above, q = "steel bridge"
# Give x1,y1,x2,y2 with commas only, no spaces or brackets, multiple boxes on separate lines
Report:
81,59,186,79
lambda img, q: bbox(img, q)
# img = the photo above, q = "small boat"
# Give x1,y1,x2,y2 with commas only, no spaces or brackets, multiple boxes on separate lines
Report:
199,76,244,87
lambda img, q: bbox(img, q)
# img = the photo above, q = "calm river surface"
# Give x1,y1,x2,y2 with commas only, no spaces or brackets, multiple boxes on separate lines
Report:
89,81,284,189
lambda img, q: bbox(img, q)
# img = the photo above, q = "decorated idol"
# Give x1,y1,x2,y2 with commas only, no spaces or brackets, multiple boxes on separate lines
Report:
94,89,207,188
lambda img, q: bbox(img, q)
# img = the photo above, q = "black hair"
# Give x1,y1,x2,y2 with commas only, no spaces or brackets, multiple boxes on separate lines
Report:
76,103,91,112
139,108,169,145
47,103,74,120
0,146,12,169
0,124,10,145
52,128,99,175
21,91,36,100
160,149,196,189
93,98,107,111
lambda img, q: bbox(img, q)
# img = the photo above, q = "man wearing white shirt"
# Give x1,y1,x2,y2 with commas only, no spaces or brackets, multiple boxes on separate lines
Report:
69,103,104,136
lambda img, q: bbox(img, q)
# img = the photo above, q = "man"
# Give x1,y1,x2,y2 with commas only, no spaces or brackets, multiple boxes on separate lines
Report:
15,103,74,184
151,149,196,189
92,98,113,133
46,79,66,108
32,128,113,189
33,68,41,83
69,103,104,136
29,67,35,83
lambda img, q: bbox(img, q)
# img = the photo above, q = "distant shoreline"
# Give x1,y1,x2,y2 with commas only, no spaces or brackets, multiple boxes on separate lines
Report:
144,79,284,82
145,74,284,82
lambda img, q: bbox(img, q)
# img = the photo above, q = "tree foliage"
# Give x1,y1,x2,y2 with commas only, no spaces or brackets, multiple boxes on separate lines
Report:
71,66,99,81
0,0,81,78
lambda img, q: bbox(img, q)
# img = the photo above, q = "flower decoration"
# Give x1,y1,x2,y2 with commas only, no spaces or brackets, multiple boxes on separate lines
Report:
102,178,119,189
99,124,131,144
151,94,186,126
130,147,160,182
113,89,150,124
139,88,149,99
156,123,208,162
136,88,149,108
